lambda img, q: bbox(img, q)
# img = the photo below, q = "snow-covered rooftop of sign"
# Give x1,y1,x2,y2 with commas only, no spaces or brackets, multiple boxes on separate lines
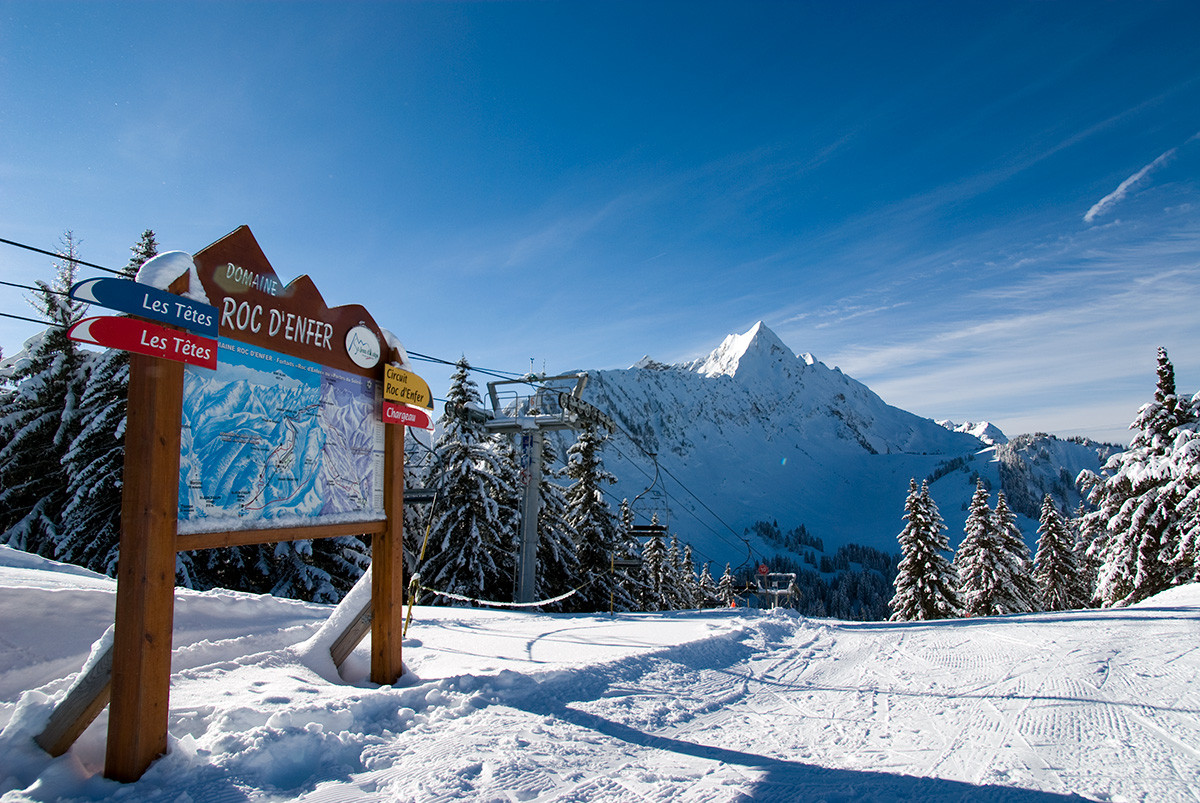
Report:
380,327,413,371
134,251,210,306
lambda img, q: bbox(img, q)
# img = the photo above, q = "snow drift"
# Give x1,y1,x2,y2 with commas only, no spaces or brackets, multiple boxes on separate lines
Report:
2,544,1198,801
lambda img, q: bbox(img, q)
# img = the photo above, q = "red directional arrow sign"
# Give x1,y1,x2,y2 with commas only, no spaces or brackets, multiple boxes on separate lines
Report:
381,400,433,430
68,316,218,369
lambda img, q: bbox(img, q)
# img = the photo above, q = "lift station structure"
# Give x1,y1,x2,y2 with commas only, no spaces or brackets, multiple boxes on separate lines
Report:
482,374,616,603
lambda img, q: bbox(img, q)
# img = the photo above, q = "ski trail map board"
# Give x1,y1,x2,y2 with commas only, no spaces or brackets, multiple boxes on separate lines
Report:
179,339,386,530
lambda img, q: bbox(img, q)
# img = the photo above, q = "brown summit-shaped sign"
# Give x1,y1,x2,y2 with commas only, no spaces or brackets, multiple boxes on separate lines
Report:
186,226,387,376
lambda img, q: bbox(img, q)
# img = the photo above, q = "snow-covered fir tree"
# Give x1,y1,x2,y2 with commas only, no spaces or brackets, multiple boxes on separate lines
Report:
956,479,999,617
59,230,157,575
614,498,648,608
640,518,667,611
1080,348,1197,606
127,228,159,267
1166,395,1200,582
697,561,719,607
993,491,1038,613
421,359,517,604
663,532,687,610
1072,502,1101,606
0,233,89,557
716,562,737,607
402,438,434,577
889,479,961,621
564,422,633,612
679,543,700,609
266,538,342,603
534,437,580,609
1033,495,1084,611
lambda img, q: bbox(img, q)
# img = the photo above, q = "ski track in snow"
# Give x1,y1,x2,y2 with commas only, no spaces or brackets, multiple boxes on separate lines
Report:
1,551,1199,802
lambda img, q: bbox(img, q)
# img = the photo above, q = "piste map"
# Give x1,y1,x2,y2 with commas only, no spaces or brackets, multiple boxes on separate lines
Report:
178,339,385,531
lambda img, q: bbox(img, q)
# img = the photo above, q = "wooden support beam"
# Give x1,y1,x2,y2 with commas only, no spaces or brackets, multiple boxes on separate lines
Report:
35,644,113,757
329,599,373,669
176,519,386,552
104,354,183,783
371,423,405,685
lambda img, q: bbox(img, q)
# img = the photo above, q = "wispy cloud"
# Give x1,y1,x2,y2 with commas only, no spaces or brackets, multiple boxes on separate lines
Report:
1084,147,1179,224
823,260,1200,443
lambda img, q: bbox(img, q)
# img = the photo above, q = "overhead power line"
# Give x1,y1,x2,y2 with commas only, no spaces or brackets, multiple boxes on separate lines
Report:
0,311,57,327
406,350,528,382
1,279,69,297
0,236,125,276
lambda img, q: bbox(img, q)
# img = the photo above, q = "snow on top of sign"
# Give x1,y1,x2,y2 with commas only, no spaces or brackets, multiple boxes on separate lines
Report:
176,509,386,536
135,251,211,305
381,327,413,371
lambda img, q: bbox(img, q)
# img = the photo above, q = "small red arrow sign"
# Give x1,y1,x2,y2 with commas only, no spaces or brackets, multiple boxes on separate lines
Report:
68,316,218,369
382,400,433,430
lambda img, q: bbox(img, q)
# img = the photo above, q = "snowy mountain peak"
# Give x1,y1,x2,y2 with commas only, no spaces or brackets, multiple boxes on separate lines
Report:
631,355,673,371
688,321,799,381
938,420,1009,445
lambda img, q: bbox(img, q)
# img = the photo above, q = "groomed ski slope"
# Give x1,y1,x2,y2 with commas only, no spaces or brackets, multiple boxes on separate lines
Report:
1,545,1197,802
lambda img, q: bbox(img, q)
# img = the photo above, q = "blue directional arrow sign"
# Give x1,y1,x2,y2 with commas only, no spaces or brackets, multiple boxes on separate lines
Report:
70,277,219,337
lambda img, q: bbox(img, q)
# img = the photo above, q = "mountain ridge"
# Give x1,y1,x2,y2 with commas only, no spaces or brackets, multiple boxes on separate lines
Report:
560,322,1115,567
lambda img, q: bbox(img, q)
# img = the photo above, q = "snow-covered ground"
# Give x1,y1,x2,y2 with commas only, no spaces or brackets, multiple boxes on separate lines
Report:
1,545,1198,802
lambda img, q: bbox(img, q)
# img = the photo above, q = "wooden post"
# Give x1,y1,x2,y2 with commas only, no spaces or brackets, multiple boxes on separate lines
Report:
104,354,183,782
371,422,405,684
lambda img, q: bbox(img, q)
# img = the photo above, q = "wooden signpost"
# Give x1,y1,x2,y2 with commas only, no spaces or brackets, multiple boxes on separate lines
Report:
54,226,423,783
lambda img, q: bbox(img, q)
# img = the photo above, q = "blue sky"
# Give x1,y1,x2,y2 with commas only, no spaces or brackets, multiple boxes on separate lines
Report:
2,1,1198,444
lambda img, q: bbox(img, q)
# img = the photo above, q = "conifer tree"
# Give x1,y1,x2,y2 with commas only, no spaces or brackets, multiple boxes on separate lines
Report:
490,432,524,598
127,229,159,268
717,562,737,607
614,498,648,608
534,437,580,609
1081,348,1197,606
640,519,667,611
1072,502,1101,605
889,480,961,621
422,359,516,603
697,561,719,607
564,422,632,611
1033,495,1084,611
663,532,686,610
956,479,999,617
59,230,158,574
992,491,1037,613
0,233,89,557
265,539,338,602
1166,404,1200,583
402,440,432,576
680,543,700,609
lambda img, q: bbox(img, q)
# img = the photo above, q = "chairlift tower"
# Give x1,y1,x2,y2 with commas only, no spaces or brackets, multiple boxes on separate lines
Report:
482,374,616,603
758,572,799,609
